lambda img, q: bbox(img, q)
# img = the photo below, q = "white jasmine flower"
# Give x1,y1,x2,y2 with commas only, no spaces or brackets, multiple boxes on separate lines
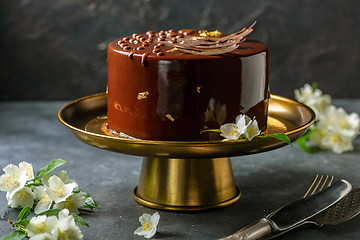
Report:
220,114,262,141
220,123,242,140
294,83,331,118
8,187,35,208
34,186,53,214
45,175,77,203
0,164,27,198
42,170,70,187
321,132,354,154
19,161,34,180
310,105,360,154
134,212,160,239
26,215,58,239
54,193,86,214
321,106,360,138
244,118,261,141
56,209,83,240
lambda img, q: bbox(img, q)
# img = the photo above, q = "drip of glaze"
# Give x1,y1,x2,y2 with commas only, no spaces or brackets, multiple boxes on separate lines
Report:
141,53,149,66
128,51,136,59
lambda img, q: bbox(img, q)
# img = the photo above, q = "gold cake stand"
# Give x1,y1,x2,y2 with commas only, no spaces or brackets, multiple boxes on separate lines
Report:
58,93,315,211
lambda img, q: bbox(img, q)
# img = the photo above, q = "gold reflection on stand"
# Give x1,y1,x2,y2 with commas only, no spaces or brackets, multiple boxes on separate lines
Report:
58,93,315,211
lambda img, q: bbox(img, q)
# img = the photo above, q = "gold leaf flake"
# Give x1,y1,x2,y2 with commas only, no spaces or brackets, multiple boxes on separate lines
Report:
166,47,179,53
138,91,149,100
190,36,204,41
114,101,123,111
197,86,203,93
166,114,175,122
199,30,222,37
180,40,187,44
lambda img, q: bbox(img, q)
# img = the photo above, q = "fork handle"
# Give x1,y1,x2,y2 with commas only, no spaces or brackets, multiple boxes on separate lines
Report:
219,218,273,240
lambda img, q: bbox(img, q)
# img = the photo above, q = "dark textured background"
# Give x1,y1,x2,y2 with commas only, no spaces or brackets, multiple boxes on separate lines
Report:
0,0,359,100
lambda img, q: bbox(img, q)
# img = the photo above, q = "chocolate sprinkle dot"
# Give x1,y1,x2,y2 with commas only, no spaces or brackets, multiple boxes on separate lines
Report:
153,49,161,53
157,43,165,46
137,46,144,50
123,37,130,41
156,52,165,56
123,46,131,50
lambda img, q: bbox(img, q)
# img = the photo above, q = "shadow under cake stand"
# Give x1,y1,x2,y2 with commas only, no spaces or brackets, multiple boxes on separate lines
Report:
58,93,315,211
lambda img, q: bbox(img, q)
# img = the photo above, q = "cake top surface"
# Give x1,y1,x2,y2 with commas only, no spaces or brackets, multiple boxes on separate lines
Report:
108,25,268,63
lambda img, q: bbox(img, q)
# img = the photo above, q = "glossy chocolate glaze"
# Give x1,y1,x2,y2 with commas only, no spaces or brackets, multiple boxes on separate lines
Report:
107,29,269,141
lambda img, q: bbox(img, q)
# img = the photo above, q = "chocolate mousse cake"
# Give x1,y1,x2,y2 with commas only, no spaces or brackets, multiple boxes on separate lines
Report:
106,23,269,141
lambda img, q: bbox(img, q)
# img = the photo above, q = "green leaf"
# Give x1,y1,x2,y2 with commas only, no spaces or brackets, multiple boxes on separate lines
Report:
296,131,313,153
25,182,41,189
260,133,292,146
311,82,318,90
16,219,30,228
82,192,100,210
17,207,30,222
37,209,61,217
69,213,90,227
0,230,27,240
200,129,222,134
35,159,67,180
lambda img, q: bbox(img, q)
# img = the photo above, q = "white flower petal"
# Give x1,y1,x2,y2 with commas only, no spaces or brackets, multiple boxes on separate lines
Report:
144,227,157,239
8,187,35,208
57,211,83,240
26,215,58,238
46,176,76,203
54,193,85,214
134,226,147,236
19,161,34,180
244,119,261,141
220,123,241,140
0,164,27,198
135,212,160,239
150,212,160,227
57,171,69,184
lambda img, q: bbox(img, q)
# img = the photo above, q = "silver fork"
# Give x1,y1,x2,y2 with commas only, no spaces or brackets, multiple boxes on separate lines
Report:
265,174,334,219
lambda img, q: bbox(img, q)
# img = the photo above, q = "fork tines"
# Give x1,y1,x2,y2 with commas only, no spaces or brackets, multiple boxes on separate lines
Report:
303,175,335,198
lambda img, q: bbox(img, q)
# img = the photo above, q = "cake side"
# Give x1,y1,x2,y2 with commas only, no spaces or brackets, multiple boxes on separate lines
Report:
107,29,269,141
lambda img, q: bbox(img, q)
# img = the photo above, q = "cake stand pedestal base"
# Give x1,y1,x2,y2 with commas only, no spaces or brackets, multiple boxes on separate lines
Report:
133,157,241,211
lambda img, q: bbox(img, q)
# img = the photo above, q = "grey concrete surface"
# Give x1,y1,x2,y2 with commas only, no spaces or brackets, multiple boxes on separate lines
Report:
0,99,360,239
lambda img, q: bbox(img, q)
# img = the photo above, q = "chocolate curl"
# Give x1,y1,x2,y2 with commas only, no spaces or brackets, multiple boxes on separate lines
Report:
175,21,256,55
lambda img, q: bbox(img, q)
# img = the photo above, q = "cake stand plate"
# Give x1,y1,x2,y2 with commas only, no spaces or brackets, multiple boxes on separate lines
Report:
58,93,315,211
